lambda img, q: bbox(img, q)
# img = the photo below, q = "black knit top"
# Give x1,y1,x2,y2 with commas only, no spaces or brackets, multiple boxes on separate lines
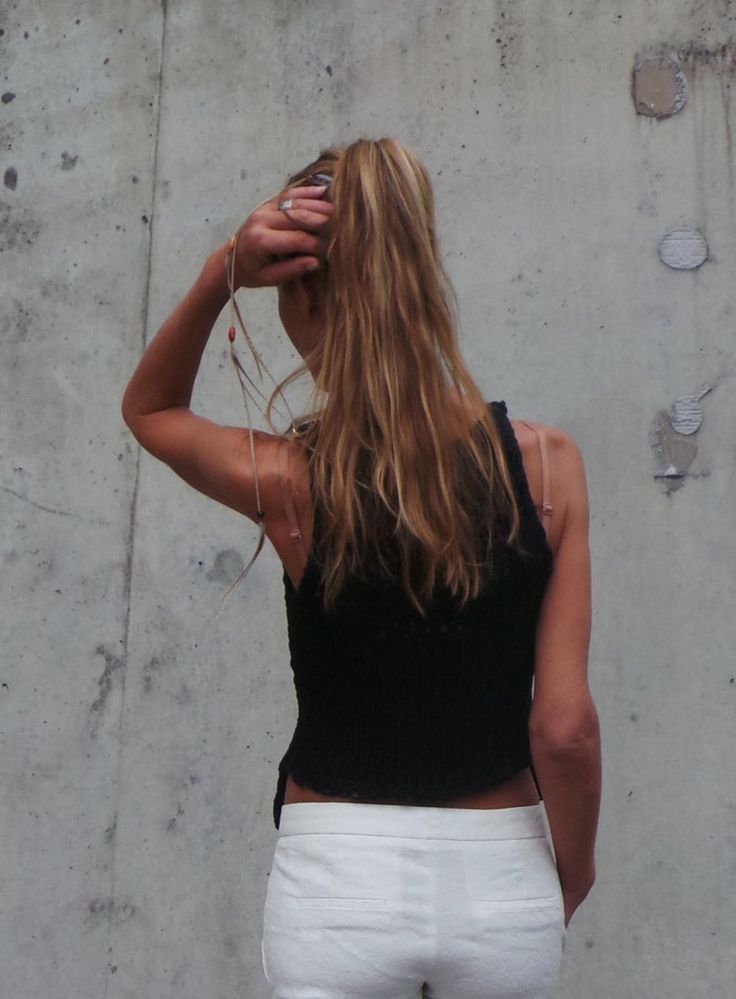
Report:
273,400,554,829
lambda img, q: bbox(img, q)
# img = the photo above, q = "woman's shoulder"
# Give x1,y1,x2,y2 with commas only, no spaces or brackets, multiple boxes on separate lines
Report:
508,416,581,459
506,416,588,555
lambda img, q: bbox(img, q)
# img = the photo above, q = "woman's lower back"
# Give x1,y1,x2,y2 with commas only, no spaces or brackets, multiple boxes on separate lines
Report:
283,766,540,810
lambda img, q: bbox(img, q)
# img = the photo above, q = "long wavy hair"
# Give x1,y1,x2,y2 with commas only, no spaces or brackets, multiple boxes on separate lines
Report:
266,138,522,615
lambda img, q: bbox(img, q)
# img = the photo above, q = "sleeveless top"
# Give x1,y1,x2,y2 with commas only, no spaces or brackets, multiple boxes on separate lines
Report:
272,400,554,829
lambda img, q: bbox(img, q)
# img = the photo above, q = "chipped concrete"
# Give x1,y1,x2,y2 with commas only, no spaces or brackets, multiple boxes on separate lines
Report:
3,3,736,999
650,384,716,492
650,410,699,490
633,54,688,118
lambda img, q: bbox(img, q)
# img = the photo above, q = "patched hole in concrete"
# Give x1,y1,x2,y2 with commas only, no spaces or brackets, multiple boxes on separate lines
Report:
658,228,708,270
650,384,714,492
632,55,687,118
668,385,712,435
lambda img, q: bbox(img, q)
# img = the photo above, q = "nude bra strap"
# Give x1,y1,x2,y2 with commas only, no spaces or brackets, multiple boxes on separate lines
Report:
519,421,553,537
277,440,310,561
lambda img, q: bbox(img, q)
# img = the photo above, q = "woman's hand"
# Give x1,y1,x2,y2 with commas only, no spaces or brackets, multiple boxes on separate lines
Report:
227,185,333,290
561,867,595,928
562,891,578,929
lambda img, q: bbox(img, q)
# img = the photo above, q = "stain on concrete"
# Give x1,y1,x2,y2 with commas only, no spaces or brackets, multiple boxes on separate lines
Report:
659,227,708,270
1,92,15,104
85,896,136,926
166,803,185,833
4,166,17,190
650,383,715,492
675,40,736,71
0,202,41,252
175,682,193,706
60,151,78,171
206,548,245,584
0,297,32,342
632,55,688,118
88,897,111,916
89,644,125,736
142,655,162,694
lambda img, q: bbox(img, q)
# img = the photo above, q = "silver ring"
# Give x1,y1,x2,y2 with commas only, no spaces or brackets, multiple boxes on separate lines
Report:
278,199,294,212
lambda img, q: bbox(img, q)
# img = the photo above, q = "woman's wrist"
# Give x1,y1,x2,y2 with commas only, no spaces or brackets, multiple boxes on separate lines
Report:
199,241,234,308
559,860,596,899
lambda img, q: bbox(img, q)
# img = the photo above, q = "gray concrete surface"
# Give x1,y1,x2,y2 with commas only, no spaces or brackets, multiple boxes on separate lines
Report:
2,1,735,996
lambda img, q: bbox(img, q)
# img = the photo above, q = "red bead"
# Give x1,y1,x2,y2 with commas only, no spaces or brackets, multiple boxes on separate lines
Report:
227,326,236,342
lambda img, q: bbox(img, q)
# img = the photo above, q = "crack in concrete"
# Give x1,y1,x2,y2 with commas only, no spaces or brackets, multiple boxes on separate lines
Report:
102,3,169,992
1,485,113,526
89,644,125,737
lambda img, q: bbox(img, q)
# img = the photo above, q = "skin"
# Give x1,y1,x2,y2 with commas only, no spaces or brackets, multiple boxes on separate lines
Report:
122,183,600,929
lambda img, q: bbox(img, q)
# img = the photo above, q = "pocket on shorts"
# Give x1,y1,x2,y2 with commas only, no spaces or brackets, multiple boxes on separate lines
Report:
290,895,390,911
460,833,567,952
460,837,558,903
267,832,399,913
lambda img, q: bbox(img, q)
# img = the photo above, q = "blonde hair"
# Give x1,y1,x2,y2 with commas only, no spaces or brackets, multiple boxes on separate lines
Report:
263,138,522,616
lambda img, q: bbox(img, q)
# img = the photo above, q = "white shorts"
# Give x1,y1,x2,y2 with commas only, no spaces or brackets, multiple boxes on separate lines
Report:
261,800,566,998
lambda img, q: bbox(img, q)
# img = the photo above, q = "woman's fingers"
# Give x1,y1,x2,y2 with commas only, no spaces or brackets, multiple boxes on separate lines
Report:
257,255,321,286
259,227,325,258
268,196,332,232
270,206,331,231
279,184,332,203
232,185,331,288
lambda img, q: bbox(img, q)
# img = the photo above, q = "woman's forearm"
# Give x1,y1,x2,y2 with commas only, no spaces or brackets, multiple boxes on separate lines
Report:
121,243,230,423
530,720,601,900
121,186,333,426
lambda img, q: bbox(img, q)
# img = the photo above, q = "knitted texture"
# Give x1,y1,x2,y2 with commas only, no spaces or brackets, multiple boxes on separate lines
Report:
273,401,554,829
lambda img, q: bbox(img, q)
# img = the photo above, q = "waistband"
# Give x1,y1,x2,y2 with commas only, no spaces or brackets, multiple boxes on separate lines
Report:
277,801,547,841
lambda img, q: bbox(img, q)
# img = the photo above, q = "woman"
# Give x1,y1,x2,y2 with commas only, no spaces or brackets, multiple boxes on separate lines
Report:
122,138,601,998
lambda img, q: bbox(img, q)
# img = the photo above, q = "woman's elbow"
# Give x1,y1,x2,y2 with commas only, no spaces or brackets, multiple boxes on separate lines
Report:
529,700,600,756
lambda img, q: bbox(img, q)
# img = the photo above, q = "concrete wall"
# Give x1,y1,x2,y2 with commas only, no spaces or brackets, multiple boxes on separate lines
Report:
2,1,734,996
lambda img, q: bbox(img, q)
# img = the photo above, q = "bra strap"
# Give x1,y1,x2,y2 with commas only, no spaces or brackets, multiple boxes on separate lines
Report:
519,421,553,537
277,439,310,560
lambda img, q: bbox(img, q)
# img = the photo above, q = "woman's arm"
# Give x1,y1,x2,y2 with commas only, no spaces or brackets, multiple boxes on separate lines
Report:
528,431,601,927
120,186,332,521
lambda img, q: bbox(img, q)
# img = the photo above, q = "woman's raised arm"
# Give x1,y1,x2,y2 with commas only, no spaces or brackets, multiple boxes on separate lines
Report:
120,186,331,522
